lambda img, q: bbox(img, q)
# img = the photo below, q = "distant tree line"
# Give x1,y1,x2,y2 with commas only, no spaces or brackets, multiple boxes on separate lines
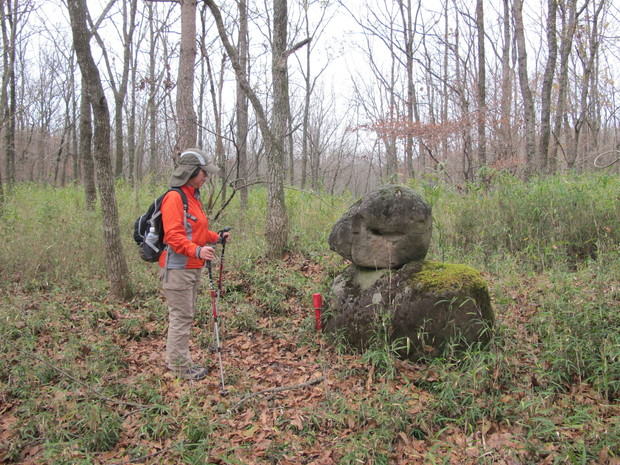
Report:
2,0,619,193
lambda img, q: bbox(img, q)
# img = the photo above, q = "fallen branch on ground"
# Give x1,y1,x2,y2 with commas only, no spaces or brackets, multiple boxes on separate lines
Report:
228,376,325,412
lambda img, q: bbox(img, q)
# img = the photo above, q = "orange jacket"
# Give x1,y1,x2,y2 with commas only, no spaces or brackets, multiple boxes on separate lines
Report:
158,185,219,269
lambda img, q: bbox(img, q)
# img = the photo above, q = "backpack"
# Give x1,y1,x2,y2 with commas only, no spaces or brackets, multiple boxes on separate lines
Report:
133,188,188,262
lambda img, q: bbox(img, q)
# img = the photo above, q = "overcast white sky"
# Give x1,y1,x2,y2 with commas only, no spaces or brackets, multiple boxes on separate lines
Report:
26,0,620,134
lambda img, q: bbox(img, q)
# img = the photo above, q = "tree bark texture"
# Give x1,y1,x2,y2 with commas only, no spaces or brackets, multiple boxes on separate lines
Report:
176,0,198,153
514,0,537,174
300,5,311,190
236,0,249,209
549,0,577,172
268,0,290,258
398,0,416,180
1,0,17,187
114,0,137,179
79,76,97,210
539,0,558,173
567,1,604,169
498,0,513,163
476,0,487,171
68,0,133,300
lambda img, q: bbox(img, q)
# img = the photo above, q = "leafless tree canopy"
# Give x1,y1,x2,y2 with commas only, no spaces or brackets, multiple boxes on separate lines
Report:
1,0,619,196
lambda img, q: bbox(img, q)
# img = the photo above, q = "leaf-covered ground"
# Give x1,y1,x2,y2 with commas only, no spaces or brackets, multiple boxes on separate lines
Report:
1,254,619,465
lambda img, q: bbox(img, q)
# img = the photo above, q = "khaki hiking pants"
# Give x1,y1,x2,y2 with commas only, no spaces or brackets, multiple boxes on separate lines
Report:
160,268,203,371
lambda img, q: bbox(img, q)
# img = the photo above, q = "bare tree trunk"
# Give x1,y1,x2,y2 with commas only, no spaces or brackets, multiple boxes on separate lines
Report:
147,1,157,178
205,0,306,259
287,98,294,186
397,0,417,180
5,54,15,186
539,0,558,173
1,0,17,188
439,4,450,172
268,0,290,258
549,1,580,172
514,0,537,175
197,3,226,206
451,10,473,181
236,0,249,209
53,128,68,186
386,35,398,182
89,0,137,180
197,26,206,148
176,0,198,153
127,52,137,187
567,0,603,169
300,5,311,190
69,55,80,186
80,76,97,211
217,55,227,205
498,0,513,164
68,0,133,301
203,52,226,207
476,0,487,171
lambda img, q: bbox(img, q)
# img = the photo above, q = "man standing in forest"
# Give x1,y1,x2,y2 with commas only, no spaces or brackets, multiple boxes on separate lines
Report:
159,149,230,381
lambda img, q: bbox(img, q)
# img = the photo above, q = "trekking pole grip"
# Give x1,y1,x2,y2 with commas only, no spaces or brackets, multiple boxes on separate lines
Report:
218,226,232,245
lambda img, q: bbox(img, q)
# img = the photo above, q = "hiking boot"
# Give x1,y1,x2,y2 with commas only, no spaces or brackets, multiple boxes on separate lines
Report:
173,365,209,381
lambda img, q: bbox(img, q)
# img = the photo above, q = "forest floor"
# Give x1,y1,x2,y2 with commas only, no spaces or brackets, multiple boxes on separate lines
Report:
2,253,619,465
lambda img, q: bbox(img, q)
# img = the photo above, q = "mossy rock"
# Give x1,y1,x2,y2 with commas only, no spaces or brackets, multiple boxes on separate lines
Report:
325,260,494,360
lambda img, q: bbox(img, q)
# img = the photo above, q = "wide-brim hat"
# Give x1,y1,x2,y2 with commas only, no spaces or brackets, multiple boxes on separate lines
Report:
169,148,219,187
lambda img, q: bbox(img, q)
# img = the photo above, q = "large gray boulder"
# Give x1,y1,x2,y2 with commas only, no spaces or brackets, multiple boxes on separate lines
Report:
328,185,432,269
325,260,494,360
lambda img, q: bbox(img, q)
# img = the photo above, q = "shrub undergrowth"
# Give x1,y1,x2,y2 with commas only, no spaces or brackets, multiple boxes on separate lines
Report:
0,172,618,464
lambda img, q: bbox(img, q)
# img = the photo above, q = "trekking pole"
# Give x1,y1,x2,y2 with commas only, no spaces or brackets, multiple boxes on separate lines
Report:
217,227,232,297
207,259,228,396
209,227,232,350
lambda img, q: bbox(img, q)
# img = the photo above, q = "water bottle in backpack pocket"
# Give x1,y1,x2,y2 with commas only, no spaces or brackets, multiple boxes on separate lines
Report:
133,188,188,262
141,226,161,262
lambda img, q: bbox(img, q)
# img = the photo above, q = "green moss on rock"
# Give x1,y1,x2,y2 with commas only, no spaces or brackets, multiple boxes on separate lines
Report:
411,260,488,294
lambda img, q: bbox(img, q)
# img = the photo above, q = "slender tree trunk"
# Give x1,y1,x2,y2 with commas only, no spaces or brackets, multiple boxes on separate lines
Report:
53,128,67,186
217,57,227,205
204,53,226,206
68,0,133,300
514,0,537,175
300,5,311,190
567,1,603,169
499,0,513,164
236,0,249,209
197,16,206,147
5,54,15,186
147,1,157,177
440,3,449,169
236,0,249,211
476,0,487,171
127,54,137,187
287,99,294,186
1,0,17,187
108,0,137,179
268,0,290,258
386,32,398,181
206,0,299,259
539,0,558,173
451,11,472,181
176,0,198,153
69,55,80,185
398,0,416,180
80,76,97,210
